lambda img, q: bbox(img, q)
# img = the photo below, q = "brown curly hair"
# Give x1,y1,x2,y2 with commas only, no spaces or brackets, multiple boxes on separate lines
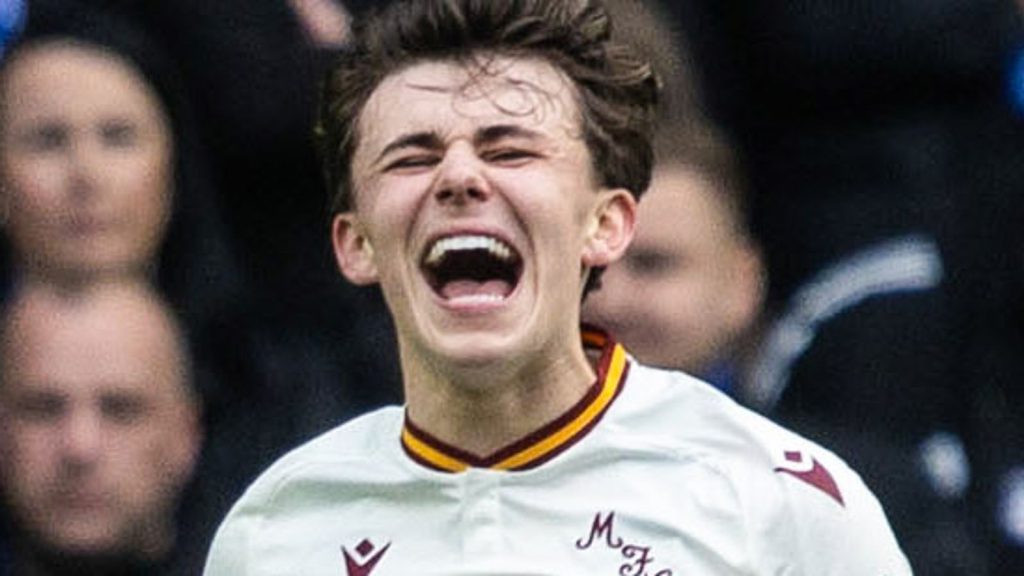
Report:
316,0,659,214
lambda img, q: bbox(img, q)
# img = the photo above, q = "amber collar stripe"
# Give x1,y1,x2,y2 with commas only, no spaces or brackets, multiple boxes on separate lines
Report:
401,332,629,473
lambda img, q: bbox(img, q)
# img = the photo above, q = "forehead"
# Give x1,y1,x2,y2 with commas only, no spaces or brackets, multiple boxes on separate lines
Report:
634,165,734,244
1,41,163,123
1,297,184,397
355,55,582,156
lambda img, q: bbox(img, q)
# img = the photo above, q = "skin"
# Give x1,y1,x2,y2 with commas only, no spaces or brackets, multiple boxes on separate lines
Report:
583,163,764,375
0,282,200,560
0,41,173,286
287,0,351,47
332,56,636,455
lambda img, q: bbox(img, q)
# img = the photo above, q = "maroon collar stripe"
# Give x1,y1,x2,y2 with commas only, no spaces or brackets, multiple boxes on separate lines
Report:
401,330,628,473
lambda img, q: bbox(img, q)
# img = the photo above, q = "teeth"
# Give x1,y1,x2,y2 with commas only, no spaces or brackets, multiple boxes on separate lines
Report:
425,235,514,265
447,293,506,304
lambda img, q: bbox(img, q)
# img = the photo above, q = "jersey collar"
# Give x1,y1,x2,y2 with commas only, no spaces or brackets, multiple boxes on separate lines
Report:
401,327,630,473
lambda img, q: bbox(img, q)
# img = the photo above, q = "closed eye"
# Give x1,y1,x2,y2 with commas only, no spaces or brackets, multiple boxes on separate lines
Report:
384,154,440,172
483,148,537,166
14,392,66,423
19,124,68,152
100,119,140,148
101,393,150,425
626,249,680,278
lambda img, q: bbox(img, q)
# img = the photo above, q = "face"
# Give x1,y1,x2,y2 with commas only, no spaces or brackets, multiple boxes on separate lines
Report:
583,164,763,373
333,56,635,372
0,42,173,281
0,286,200,558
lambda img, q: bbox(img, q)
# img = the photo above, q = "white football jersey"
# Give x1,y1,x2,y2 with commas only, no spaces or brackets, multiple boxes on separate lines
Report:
204,331,911,575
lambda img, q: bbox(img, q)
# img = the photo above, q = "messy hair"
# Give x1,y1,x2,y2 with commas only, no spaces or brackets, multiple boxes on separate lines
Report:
316,0,659,214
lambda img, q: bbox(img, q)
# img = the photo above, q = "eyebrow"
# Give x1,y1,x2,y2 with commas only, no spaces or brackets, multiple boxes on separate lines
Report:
373,124,546,166
474,124,544,146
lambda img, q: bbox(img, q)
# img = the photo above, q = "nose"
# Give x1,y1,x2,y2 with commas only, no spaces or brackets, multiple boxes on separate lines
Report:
59,408,104,469
431,143,490,205
66,138,104,201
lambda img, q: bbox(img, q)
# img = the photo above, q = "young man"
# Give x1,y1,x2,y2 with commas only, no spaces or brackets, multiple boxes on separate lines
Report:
205,1,911,573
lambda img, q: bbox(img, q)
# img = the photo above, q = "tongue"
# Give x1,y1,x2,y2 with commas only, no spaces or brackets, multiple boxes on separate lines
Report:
441,279,513,300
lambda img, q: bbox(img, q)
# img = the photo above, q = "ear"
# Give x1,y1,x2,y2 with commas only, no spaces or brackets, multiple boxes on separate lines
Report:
722,241,767,333
167,398,203,489
331,213,379,285
582,188,636,268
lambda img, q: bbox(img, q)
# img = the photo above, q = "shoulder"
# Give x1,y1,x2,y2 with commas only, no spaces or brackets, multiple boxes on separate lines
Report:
249,406,403,498
615,362,912,572
615,362,813,463
202,406,405,575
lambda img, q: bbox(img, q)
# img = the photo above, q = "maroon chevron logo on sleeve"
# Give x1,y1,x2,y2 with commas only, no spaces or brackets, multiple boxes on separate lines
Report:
774,450,845,507
342,539,391,576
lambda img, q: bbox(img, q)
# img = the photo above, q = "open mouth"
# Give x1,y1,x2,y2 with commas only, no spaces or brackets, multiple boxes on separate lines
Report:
421,234,523,303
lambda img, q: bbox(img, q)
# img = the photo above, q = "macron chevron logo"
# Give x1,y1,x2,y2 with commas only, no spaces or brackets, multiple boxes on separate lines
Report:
774,449,845,506
342,539,391,576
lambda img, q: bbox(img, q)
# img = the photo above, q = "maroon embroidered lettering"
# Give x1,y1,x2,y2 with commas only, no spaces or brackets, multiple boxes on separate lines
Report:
576,511,624,550
575,512,674,575
620,544,654,576
341,539,391,576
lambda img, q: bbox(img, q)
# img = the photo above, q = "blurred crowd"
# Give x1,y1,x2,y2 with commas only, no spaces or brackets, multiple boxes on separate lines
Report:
0,0,1020,574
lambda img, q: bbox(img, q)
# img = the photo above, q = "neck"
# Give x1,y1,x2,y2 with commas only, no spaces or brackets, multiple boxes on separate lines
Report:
402,338,597,457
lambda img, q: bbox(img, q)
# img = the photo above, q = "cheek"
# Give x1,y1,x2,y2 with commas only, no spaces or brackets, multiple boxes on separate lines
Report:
4,165,66,229
110,151,174,248
360,179,428,254
117,146,172,207
104,426,159,478
637,272,702,329
126,420,195,496
3,429,60,487
129,180,172,246
592,267,638,307
5,209,60,259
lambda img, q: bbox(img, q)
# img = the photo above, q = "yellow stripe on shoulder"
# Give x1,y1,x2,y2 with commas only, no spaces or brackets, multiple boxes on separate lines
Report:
495,343,627,470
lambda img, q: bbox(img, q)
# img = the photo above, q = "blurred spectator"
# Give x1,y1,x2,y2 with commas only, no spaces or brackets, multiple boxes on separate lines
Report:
0,281,201,576
583,126,765,393
0,4,376,570
585,0,765,394
655,0,1024,572
0,0,243,328
0,36,172,289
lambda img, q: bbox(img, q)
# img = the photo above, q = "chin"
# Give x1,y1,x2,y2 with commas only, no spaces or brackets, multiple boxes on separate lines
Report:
423,326,526,369
45,525,121,555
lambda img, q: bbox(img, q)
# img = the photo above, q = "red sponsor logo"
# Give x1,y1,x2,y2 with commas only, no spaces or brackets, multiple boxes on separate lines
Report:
342,539,391,576
774,450,845,506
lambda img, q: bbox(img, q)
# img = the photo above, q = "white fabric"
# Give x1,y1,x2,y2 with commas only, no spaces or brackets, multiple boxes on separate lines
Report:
204,361,911,575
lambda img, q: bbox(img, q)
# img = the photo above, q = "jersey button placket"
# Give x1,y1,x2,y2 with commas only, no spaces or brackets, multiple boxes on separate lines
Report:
460,469,503,559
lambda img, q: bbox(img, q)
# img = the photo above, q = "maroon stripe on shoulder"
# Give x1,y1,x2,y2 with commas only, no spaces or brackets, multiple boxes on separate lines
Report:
479,329,625,469
507,360,629,471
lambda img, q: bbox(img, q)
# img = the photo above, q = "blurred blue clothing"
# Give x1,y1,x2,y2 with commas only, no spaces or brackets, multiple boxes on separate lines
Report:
0,0,25,58
700,360,736,396
1010,44,1024,116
